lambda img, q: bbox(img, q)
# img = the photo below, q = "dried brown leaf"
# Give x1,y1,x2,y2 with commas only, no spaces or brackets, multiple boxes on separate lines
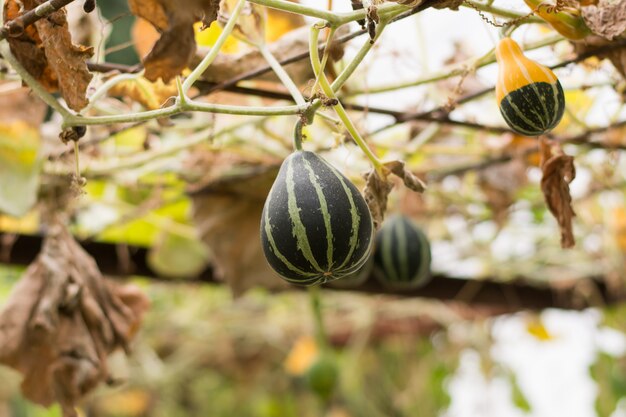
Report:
3,0,93,111
187,152,289,296
363,169,394,230
35,18,93,111
540,138,577,248
143,22,196,83
479,159,527,226
108,76,177,110
0,223,149,416
128,0,220,82
127,0,168,30
384,160,427,193
582,0,626,40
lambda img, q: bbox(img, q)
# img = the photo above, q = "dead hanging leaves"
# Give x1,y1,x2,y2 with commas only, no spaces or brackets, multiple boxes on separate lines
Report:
479,159,528,226
128,0,220,82
3,0,93,111
364,161,426,229
581,0,626,40
186,152,289,296
574,0,626,78
0,223,149,417
540,138,577,249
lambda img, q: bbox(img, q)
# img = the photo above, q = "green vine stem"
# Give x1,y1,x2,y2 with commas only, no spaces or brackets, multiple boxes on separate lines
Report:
83,72,143,113
308,285,330,352
44,119,263,177
258,43,307,106
0,0,306,129
302,15,392,122
309,22,384,175
0,41,72,119
332,20,388,91
463,0,543,20
293,118,304,151
310,26,337,97
347,33,563,95
247,0,409,26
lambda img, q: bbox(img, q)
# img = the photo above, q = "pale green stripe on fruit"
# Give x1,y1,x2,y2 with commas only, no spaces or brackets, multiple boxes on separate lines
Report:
303,157,334,269
504,94,543,132
263,202,317,278
317,156,363,270
286,157,324,273
550,82,562,126
396,219,409,281
382,226,399,282
511,53,550,126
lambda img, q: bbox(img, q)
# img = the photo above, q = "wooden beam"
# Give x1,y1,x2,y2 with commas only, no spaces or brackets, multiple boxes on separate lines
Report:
0,232,617,311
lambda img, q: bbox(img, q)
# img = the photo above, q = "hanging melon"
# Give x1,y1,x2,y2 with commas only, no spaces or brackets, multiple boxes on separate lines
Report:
495,37,565,136
260,151,374,286
373,214,431,290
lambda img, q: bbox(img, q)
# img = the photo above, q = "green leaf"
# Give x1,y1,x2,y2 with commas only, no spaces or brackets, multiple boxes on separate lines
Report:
147,230,210,278
0,122,41,216
591,352,626,417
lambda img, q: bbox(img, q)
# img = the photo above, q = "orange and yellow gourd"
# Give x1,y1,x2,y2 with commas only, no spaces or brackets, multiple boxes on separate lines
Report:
495,37,565,136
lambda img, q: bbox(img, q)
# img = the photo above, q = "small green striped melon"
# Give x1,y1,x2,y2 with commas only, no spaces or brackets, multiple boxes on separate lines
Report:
373,215,431,290
261,151,374,286
496,37,565,136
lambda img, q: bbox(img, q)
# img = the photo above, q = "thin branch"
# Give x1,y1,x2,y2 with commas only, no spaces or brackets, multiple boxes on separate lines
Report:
0,0,76,40
427,120,626,181
371,39,626,136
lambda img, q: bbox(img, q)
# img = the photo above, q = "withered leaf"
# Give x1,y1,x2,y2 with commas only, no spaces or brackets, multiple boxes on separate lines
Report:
3,0,93,111
187,152,289,296
479,159,527,226
128,0,221,82
0,223,149,417
363,169,394,230
128,0,168,30
384,160,427,193
582,0,626,40
143,22,196,83
35,18,93,111
540,138,577,248
108,77,177,110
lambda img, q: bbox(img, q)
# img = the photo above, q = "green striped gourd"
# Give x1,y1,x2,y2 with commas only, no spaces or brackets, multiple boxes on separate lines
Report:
261,151,374,286
496,37,565,136
373,214,431,290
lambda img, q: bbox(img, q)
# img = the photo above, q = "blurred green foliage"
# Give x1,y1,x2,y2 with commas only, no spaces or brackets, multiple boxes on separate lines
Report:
0,273,458,417
97,0,140,65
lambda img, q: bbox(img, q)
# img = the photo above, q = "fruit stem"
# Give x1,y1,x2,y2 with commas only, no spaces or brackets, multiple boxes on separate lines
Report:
309,23,385,175
293,118,304,151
